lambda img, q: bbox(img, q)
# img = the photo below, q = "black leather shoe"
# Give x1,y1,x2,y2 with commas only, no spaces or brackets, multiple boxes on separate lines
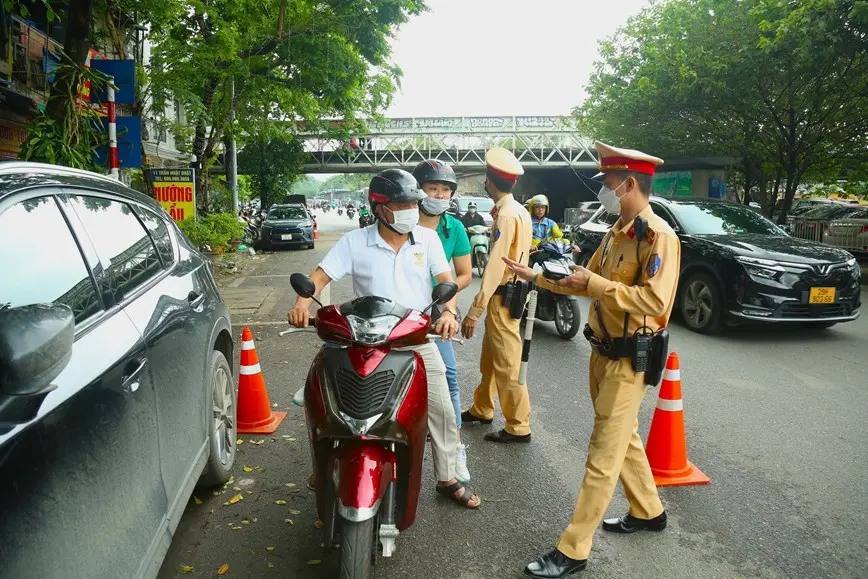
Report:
524,549,587,578
461,409,493,425
602,511,667,534
484,429,531,443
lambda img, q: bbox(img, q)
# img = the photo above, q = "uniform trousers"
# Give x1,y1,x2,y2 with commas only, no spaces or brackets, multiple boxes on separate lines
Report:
468,295,531,436
557,352,664,560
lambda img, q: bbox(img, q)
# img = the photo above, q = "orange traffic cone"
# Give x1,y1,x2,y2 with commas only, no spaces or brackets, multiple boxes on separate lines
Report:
237,327,286,434
644,352,710,487
313,223,319,239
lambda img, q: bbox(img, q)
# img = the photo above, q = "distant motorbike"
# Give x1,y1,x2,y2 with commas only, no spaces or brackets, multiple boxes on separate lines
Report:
466,225,490,277
338,208,343,216
526,239,582,339
347,208,356,220
358,212,374,228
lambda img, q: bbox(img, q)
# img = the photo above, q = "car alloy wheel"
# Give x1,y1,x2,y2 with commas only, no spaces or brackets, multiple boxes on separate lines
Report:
212,361,235,466
684,279,714,329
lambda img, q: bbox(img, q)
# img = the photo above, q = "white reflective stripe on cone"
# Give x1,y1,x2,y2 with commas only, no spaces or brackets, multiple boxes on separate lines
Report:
241,340,255,351
663,368,680,381
656,398,683,412
239,363,261,375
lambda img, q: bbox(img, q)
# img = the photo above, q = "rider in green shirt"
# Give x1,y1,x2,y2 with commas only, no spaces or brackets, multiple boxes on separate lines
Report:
414,160,473,483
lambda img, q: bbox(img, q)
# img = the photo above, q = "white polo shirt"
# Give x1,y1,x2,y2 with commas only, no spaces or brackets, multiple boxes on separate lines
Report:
319,224,451,312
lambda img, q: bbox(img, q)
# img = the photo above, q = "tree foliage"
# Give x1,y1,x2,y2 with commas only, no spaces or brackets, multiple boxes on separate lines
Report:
149,0,425,212
577,0,868,220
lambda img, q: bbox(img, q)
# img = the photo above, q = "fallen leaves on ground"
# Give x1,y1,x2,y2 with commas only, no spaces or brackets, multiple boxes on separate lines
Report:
307,560,321,565
275,500,286,505
284,483,296,488
223,493,243,506
242,465,253,472
314,520,324,529
236,439,244,444
284,518,294,525
289,509,301,515
217,563,230,575
180,564,194,573
266,546,275,552
241,520,250,525
231,525,242,530
193,496,203,505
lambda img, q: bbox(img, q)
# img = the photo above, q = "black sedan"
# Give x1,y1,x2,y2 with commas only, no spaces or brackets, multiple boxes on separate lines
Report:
0,163,237,577
260,203,316,251
573,197,861,333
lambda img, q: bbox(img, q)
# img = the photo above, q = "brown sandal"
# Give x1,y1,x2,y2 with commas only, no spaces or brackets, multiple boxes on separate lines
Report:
436,481,480,509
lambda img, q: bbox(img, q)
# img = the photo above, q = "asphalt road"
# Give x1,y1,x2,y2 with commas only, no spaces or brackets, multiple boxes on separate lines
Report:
159,210,868,579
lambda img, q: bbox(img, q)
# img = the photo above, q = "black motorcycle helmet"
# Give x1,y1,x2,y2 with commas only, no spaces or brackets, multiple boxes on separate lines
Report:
412,160,458,193
368,169,426,217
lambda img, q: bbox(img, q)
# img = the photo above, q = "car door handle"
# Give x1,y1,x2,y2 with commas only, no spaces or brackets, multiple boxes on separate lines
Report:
188,291,205,308
122,358,148,393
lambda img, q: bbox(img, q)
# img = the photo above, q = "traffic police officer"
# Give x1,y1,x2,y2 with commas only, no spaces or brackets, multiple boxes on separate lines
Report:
504,141,681,576
461,147,534,443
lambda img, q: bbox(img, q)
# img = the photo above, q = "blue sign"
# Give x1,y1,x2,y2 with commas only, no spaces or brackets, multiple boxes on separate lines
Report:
94,116,142,168
90,60,136,105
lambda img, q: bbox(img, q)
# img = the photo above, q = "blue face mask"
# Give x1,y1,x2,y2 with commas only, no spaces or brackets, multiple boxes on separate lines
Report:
421,197,451,215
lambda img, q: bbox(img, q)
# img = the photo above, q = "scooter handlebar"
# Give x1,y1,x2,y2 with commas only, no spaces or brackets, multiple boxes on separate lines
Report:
426,333,465,345
280,318,318,336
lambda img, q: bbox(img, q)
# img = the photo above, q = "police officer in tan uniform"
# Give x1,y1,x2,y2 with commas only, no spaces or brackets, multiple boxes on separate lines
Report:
504,142,681,577
461,147,534,443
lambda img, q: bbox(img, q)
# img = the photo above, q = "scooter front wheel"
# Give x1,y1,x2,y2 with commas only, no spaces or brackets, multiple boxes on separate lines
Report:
554,298,581,339
476,252,488,277
338,517,376,579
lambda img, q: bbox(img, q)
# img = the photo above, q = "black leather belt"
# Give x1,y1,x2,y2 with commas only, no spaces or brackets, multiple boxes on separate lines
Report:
583,324,634,359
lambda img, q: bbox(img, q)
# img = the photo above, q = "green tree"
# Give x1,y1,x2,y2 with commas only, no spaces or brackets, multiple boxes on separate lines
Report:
237,135,305,207
149,0,425,213
577,0,868,220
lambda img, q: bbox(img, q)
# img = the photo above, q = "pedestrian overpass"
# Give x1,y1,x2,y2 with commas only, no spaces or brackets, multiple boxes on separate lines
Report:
299,116,599,174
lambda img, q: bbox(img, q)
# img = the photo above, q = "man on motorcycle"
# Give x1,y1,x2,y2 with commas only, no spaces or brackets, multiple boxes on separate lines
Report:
527,194,564,250
413,159,473,483
460,201,486,228
288,169,480,509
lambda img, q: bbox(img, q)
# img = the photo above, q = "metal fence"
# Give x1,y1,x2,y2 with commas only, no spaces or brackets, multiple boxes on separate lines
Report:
824,218,868,254
789,220,826,243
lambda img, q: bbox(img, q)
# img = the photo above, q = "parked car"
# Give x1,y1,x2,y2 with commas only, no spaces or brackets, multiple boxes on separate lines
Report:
787,203,866,241
260,203,315,251
573,197,861,333
0,162,236,578
772,197,841,221
821,206,868,256
453,196,495,226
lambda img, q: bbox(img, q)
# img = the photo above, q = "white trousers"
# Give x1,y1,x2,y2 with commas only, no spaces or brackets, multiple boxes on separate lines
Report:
399,341,458,482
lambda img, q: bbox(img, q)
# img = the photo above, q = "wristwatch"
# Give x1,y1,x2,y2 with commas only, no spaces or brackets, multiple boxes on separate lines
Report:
440,305,458,317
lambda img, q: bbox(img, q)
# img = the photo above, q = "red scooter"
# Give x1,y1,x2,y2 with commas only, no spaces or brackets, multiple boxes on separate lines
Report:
282,274,459,578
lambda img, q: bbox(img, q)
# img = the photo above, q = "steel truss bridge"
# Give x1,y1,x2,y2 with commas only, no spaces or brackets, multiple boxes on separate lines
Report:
299,116,599,173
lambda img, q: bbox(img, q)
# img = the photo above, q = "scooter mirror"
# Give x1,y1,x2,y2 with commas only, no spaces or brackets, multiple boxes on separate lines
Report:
290,273,316,299
431,281,458,305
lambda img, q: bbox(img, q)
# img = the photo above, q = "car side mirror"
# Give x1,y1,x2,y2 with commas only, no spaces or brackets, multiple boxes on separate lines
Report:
0,303,73,426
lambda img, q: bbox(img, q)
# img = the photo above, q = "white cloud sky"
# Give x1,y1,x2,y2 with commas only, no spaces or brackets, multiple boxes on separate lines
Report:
384,0,652,118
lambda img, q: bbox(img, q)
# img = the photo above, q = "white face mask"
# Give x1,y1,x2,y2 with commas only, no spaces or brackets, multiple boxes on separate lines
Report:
597,179,628,214
421,197,451,216
385,206,419,234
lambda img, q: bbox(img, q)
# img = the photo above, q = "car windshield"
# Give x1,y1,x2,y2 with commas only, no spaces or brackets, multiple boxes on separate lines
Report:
267,207,307,220
457,198,494,213
675,202,785,235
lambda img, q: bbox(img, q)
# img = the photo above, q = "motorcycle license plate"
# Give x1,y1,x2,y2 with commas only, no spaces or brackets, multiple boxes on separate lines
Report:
808,287,835,304
281,234,294,241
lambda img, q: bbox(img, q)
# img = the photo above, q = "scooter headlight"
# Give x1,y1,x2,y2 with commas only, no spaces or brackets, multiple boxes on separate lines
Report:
345,314,401,346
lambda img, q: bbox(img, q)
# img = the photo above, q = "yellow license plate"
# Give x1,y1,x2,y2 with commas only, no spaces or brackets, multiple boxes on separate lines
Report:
809,287,836,304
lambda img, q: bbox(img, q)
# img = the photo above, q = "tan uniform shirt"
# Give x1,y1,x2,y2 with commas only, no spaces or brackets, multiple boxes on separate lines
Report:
536,204,681,336
467,194,533,320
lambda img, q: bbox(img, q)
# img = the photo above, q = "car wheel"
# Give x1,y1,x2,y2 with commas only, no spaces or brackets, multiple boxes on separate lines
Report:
199,350,236,487
679,272,723,334
307,242,315,250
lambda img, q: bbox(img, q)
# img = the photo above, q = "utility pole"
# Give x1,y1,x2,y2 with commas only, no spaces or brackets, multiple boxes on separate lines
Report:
229,77,239,212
